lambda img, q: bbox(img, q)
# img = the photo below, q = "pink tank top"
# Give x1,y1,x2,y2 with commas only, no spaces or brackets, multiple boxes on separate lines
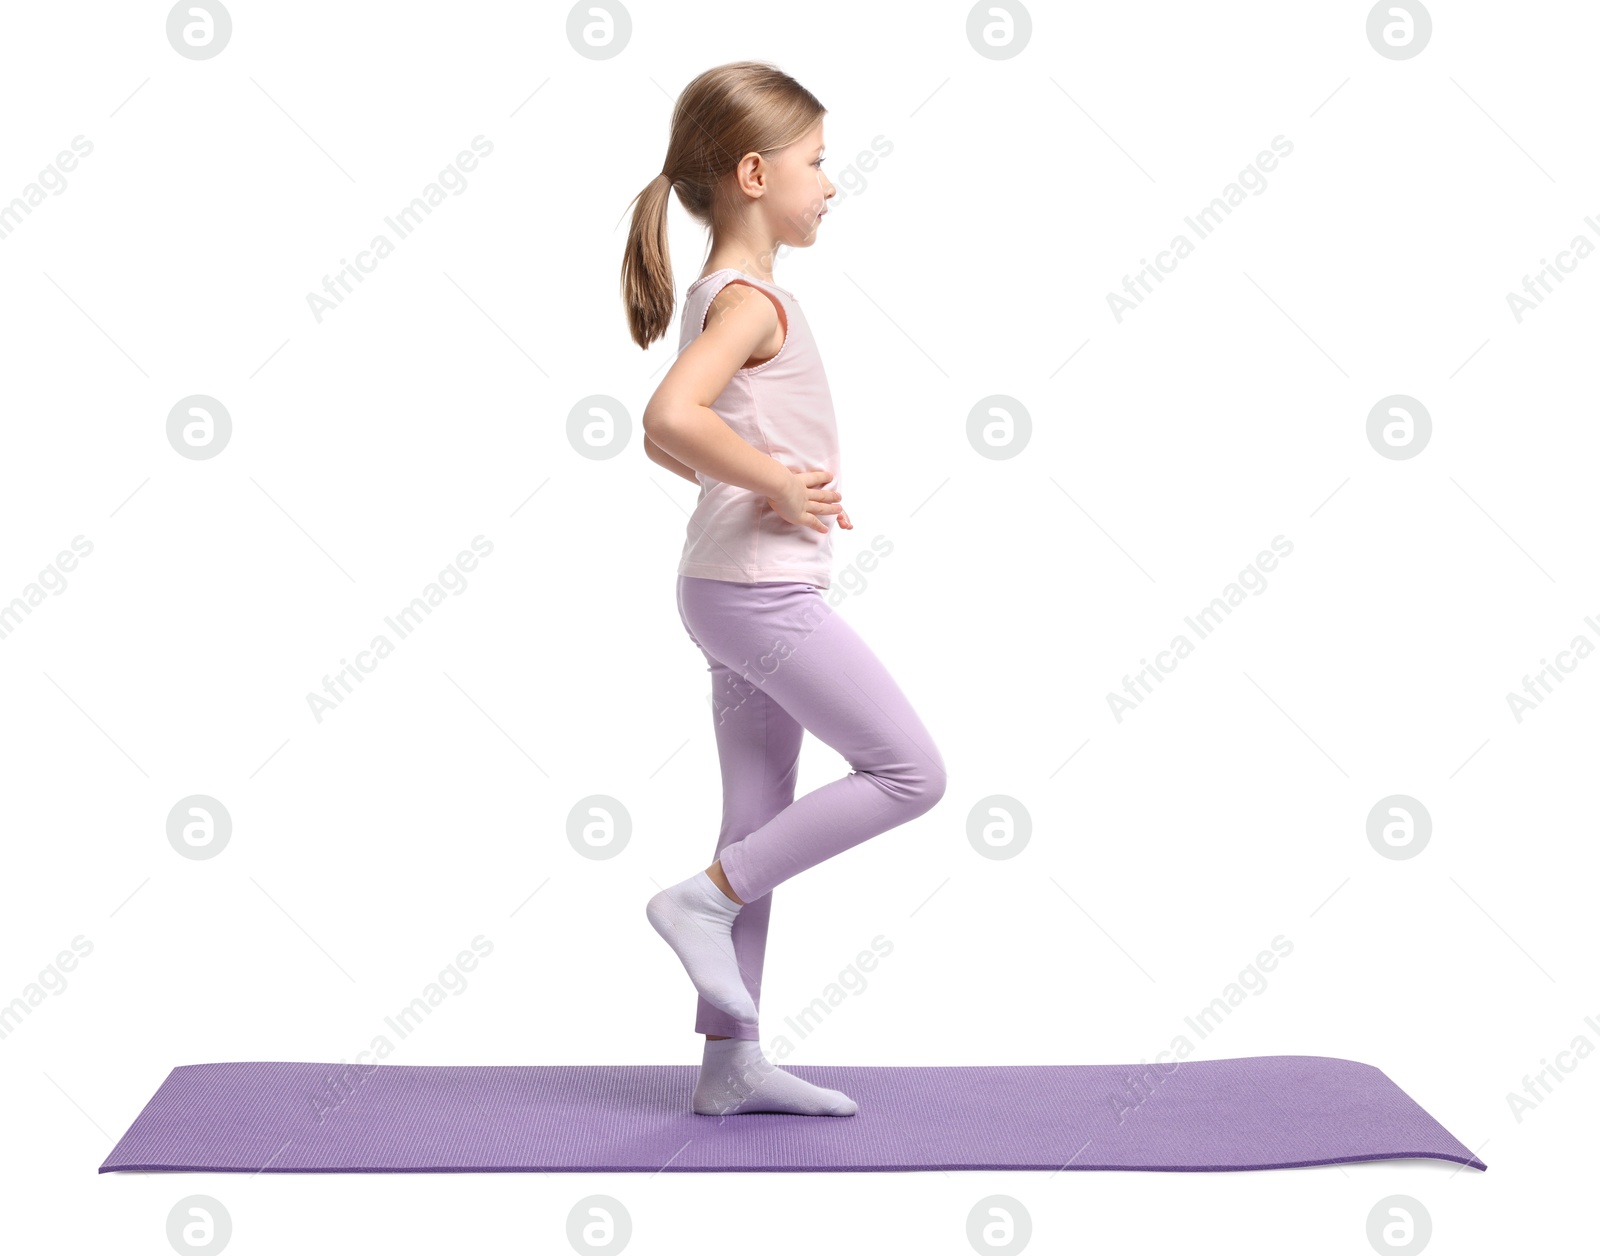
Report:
675,268,841,589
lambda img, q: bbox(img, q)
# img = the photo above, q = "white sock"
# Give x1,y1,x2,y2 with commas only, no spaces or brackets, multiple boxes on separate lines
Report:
645,871,757,1025
693,1037,859,1117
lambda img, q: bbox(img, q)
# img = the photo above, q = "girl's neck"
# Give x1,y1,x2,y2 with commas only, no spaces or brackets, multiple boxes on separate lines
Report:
703,250,778,285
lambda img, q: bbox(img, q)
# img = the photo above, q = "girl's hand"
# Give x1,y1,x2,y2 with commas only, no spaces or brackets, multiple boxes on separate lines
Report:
838,508,852,529
767,466,843,535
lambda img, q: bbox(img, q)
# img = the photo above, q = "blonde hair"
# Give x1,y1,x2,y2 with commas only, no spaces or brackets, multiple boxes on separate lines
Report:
620,61,824,350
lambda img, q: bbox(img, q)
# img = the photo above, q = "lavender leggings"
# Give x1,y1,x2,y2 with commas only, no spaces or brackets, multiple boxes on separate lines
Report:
675,574,947,1040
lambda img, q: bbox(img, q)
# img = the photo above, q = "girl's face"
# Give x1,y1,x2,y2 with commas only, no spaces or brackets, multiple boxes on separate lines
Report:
765,118,835,249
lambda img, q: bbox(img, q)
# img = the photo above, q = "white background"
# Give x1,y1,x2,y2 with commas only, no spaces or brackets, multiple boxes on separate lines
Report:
1,0,1594,1252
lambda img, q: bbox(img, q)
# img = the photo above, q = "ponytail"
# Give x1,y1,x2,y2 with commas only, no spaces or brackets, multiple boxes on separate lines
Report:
620,172,676,350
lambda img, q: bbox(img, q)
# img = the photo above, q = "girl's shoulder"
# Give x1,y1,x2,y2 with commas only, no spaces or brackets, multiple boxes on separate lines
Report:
702,277,788,372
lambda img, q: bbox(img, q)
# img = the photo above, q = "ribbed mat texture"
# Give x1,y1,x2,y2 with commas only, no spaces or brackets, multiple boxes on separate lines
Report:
99,1054,1486,1174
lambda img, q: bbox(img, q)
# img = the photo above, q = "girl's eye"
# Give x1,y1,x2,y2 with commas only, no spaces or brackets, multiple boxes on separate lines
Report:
814,158,825,167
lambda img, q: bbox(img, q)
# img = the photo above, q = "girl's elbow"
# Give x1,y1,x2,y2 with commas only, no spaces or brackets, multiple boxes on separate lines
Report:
642,404,675,440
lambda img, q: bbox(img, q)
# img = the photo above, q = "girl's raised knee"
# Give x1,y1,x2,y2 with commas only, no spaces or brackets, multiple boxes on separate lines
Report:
917,754,947,812
891,752,946,815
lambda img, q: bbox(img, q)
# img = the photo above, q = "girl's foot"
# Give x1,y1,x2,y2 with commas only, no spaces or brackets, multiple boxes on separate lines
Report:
645,871,757,1024
693,1037,858,1116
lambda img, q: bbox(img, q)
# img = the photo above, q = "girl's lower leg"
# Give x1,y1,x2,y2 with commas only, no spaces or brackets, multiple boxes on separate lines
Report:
705,859,744,905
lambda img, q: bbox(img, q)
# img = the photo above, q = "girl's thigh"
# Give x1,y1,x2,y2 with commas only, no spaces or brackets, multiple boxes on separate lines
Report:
677,576,942,784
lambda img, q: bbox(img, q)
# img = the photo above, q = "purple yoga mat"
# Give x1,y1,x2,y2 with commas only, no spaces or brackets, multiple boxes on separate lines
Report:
99,1054,1485,1174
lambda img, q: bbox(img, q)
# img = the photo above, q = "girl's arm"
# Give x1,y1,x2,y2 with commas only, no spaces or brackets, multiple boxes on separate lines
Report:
642,284,793,501
645,432,701,484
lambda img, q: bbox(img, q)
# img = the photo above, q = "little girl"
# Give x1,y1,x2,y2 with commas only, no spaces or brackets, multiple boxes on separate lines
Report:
620,62,947,1117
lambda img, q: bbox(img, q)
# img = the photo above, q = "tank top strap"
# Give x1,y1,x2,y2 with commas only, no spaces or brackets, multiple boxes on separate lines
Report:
681,269,794,348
